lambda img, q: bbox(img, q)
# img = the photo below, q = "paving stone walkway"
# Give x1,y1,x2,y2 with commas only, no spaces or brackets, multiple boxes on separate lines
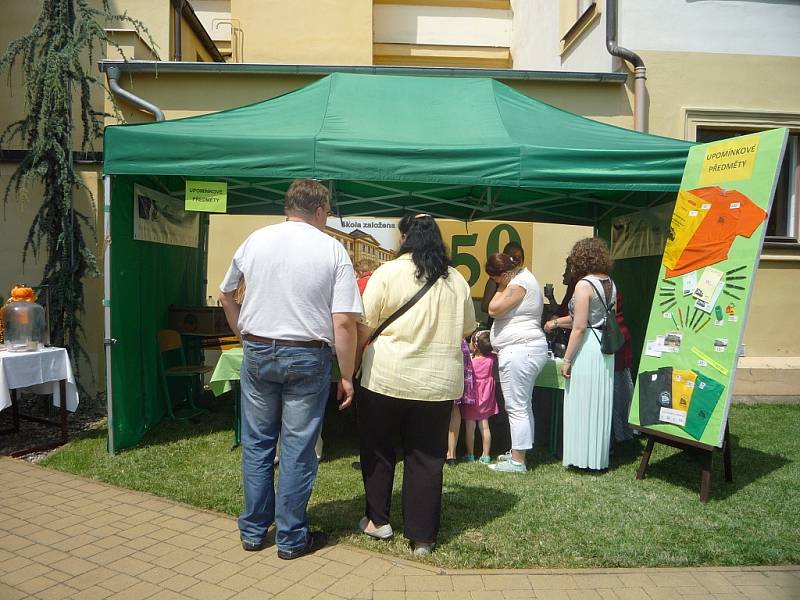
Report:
1,457,798,599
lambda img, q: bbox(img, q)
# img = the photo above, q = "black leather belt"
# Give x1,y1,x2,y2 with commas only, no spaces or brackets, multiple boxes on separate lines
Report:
242,334,328,349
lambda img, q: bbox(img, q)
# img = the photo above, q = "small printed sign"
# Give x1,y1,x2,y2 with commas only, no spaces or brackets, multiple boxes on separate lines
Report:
659,407,687,427
185,180,227,213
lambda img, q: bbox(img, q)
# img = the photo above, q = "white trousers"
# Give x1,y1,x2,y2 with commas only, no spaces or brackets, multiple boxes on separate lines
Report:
497,340,549,451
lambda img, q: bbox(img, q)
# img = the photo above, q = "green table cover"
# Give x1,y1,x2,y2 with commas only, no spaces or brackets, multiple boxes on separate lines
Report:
208,348,562,395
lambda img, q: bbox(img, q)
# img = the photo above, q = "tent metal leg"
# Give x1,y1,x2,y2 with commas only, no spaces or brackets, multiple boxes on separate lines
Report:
103,175,116,455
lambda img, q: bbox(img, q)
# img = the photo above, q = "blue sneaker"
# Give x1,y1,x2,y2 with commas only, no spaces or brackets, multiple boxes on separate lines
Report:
479,455,492,465
463,454,476,463
489,459,526,473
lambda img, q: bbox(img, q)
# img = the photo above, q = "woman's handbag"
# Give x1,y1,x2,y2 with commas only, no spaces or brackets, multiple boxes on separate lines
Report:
548,326,570,358
584,278,625,355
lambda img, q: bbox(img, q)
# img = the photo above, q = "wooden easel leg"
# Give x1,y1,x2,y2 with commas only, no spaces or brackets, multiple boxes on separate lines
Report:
636,436,656,480
723,424,733,483
700,449,713,503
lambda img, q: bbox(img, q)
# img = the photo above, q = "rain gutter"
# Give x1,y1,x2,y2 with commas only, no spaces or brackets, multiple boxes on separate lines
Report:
98,60,628,83
605,0,647,131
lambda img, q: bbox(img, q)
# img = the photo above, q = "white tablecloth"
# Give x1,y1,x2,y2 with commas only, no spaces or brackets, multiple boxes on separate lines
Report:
0,347,79,412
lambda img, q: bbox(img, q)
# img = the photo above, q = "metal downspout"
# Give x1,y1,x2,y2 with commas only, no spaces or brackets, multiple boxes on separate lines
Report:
606,0,647,132
106,65,165,122
173,0,183,61
103,175,115,455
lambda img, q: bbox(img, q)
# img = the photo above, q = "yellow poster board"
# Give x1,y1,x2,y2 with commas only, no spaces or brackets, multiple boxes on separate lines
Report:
438,220,533,296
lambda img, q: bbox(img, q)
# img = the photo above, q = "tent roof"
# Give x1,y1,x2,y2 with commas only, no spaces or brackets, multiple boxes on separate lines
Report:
104,73,693,224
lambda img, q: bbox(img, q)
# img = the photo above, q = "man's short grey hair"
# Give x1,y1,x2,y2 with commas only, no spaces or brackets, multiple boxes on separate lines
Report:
284,179,330,216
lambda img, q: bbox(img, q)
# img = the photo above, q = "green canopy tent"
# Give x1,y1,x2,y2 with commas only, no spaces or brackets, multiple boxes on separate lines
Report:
102,72,693,452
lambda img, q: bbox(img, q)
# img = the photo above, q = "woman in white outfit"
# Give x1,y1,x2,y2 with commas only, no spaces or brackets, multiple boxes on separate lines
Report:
485,252,548,473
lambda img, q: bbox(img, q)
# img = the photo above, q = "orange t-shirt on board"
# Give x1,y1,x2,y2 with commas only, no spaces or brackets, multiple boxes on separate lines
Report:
664,187,766,278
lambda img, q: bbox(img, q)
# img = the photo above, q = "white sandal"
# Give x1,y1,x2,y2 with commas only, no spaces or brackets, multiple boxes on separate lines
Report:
358,516,393,540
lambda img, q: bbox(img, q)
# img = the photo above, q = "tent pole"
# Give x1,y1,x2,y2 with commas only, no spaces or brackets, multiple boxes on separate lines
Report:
103,175,115,455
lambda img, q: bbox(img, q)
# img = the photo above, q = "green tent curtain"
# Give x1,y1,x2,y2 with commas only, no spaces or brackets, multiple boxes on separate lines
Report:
110,177,205,451
104,73,694,452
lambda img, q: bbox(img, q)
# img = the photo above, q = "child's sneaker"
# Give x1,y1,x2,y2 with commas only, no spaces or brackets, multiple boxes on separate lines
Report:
479,455,491,465
463,454,476,463
489,459,526,473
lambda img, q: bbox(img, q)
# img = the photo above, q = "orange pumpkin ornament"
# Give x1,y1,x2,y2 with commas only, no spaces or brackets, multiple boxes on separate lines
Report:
10,286,36,302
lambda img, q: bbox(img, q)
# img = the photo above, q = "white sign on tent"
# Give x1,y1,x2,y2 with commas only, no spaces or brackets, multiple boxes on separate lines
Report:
133,184,199,248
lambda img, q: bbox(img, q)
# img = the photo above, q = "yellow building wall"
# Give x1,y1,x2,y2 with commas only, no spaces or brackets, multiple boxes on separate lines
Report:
177,11,216,62
641,50,800,365
0,164,105,395
230,0,373,65
108,0,171,60
105,30,161,62
639,52,800,141
106,73,322,124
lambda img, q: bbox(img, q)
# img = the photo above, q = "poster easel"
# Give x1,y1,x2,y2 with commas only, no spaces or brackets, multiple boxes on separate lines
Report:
632,423,732,503
627,128,788,500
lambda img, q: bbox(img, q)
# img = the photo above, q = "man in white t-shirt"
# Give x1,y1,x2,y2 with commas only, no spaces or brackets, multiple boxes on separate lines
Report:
219,180,362,560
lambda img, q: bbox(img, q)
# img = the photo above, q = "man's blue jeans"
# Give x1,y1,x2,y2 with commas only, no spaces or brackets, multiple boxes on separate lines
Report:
238,340,331,553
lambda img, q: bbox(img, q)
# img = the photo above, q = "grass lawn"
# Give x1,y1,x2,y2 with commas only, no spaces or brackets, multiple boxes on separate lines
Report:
42,398,800,569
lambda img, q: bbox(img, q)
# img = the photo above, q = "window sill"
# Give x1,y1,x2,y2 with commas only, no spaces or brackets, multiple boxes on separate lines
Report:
761,241,800,262
764,239,799,249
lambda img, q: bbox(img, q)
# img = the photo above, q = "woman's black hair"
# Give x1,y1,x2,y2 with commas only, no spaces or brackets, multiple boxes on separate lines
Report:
502,241,524,261
397,214,450,283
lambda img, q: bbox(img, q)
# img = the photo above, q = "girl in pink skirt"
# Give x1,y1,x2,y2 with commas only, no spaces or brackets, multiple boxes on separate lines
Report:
461,331,499,465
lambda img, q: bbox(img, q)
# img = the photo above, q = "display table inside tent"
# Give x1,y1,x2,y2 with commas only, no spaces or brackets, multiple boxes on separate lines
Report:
210,346,564,453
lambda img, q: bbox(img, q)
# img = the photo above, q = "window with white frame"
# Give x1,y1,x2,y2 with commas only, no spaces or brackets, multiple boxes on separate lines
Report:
696,127,799,242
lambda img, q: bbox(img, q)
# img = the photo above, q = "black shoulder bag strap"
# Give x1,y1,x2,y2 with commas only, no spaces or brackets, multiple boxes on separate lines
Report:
366,276,440,345
582,277,615,343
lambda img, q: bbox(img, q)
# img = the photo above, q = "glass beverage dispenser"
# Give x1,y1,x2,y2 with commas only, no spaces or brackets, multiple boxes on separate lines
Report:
1,286,46,352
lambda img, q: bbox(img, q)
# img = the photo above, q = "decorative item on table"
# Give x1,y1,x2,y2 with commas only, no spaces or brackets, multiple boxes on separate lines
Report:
547,327,568,359
0,285,46,352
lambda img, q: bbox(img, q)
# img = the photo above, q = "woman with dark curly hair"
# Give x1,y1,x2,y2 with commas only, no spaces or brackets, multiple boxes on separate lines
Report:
356,214,476,555
544,238,615,471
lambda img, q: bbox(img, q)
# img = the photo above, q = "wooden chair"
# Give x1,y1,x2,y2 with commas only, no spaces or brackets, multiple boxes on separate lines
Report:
157,329,213,420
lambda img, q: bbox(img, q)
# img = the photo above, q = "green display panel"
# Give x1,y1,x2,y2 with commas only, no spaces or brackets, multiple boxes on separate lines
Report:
629,129,788,448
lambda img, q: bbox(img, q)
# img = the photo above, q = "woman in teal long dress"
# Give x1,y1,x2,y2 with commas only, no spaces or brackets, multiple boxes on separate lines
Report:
546,238,615,471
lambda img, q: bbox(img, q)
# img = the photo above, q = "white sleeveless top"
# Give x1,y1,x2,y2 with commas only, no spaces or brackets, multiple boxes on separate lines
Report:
490,268,545,350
